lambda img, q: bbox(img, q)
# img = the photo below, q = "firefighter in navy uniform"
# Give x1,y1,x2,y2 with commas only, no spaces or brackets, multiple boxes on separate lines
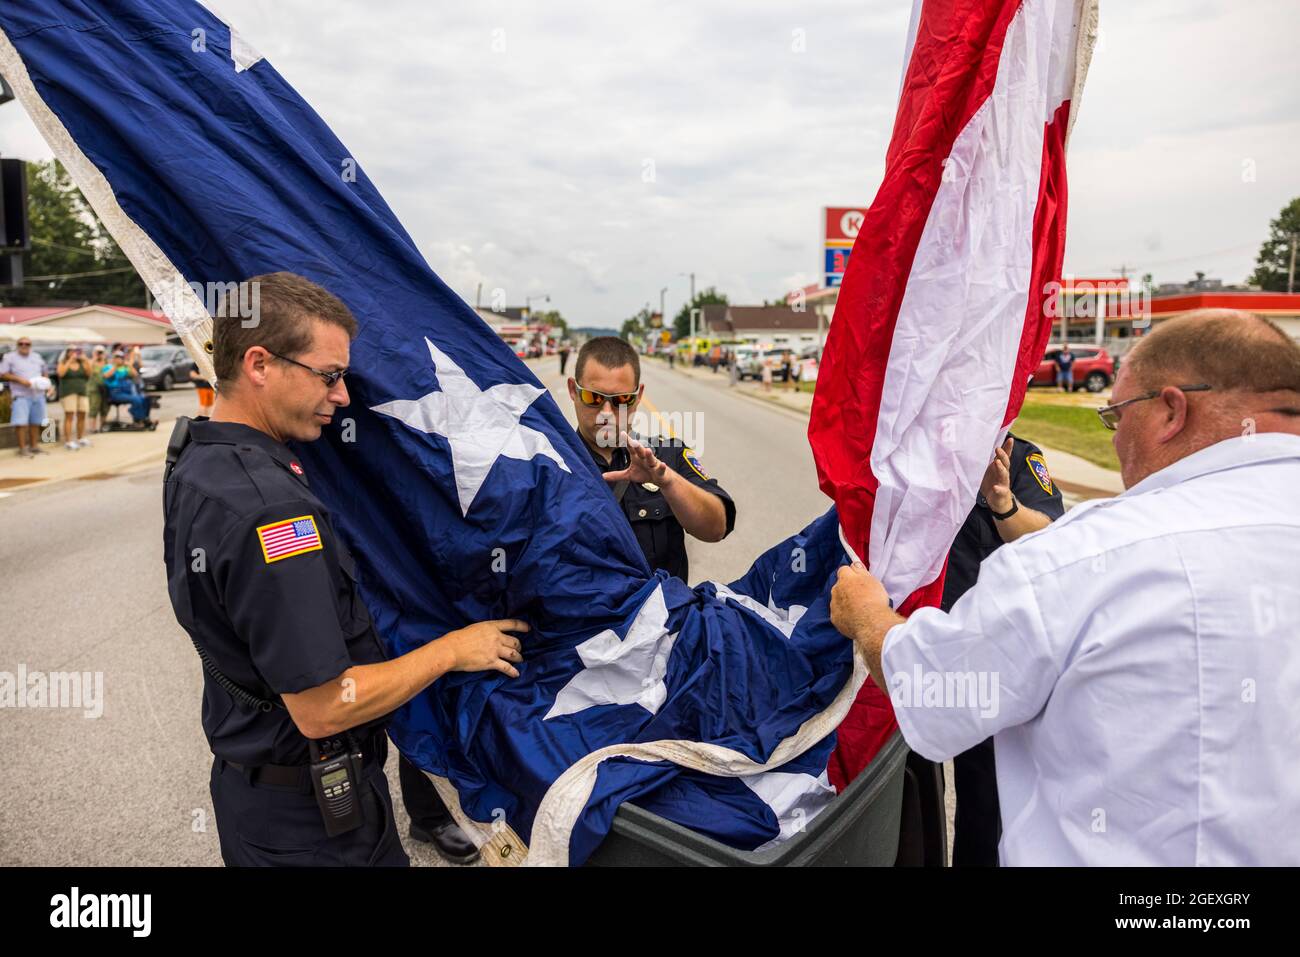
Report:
163,272,527,866
567,337,735,581
943,433,1064,866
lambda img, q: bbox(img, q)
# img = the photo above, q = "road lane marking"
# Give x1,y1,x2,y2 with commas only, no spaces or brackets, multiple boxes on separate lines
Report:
637,394,679,440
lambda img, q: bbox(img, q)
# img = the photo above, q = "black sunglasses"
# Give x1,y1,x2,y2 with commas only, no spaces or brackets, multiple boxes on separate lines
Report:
1096,384,1212,430
267,350,348,387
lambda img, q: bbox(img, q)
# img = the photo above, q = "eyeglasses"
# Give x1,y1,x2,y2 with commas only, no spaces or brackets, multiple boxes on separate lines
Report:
1096,384,1212,430
575,383,639,408
267,350,348,387
16,341,31,347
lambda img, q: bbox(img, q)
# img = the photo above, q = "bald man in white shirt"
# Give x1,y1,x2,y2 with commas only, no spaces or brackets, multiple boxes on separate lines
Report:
830,309,1300,866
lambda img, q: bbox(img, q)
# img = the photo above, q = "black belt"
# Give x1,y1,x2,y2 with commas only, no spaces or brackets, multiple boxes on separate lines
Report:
221,731,387,789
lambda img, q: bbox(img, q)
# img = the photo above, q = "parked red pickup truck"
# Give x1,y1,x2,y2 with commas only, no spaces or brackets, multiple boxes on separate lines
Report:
1031,345,1115,392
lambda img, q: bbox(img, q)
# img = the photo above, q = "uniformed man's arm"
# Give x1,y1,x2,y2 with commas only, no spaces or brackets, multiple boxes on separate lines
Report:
217,504,527,740
282,620,528,740
603,433,729,542
983,437,1053,543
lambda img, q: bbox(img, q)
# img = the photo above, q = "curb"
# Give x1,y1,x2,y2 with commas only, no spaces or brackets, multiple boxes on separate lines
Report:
655,361,815,424
0,442,168,494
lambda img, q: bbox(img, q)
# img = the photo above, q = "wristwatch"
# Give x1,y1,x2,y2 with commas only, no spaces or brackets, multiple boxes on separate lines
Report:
990,496,1019,521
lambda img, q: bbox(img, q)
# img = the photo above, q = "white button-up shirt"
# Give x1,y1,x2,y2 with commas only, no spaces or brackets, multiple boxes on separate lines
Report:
882,433,1300,866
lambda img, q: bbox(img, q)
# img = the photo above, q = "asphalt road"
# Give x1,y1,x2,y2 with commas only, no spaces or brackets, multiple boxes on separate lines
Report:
0,363,955,866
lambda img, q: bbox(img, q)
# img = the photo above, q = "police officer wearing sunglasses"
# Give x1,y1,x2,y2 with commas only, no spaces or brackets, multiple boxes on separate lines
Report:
567,337,735,582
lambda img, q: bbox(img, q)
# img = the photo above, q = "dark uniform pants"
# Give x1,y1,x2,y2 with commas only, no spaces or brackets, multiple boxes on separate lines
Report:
210,739,409,867
397,754,453,829
952,736,1001,867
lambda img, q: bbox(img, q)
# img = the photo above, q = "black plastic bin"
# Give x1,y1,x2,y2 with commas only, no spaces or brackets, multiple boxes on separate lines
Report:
586,730,914,866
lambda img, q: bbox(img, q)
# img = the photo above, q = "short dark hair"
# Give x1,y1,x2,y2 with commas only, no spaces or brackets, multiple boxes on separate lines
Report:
575,336,639,383
212,272,358,388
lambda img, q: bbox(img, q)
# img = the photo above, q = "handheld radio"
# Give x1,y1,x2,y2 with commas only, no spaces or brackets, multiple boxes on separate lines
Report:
308,733,365,836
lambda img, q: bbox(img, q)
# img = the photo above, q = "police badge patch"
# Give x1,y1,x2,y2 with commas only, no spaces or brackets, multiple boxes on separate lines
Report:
1026,453,1054,494
682,448,709,481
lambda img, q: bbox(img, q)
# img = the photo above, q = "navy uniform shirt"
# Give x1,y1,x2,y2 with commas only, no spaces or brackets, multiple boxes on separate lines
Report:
585,433,736,582
940,435,1065,612
163,419,389,766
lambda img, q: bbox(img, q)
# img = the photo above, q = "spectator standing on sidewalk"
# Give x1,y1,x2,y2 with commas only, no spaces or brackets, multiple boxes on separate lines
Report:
1,336,50,458
57,345,94,449
86,345,108,434
1054,345,1075,392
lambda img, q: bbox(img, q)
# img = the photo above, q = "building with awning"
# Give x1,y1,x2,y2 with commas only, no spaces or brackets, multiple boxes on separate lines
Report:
1146,291,1300,340
0,303,173,345
1046,284,1300,353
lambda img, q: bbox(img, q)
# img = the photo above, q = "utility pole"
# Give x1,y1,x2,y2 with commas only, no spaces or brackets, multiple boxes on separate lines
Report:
1288,234,1297,294
659,286,667,328
678,272,695,308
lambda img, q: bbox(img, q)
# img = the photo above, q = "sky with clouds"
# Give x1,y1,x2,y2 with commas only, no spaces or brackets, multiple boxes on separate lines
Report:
1,0,1296,328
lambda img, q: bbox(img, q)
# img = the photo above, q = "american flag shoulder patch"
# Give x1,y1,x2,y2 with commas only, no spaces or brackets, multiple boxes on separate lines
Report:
256,514,324,564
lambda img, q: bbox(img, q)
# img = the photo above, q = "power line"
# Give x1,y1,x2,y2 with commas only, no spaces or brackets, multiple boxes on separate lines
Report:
24,265,136,280
1072,241,1259,276
31,236,103,258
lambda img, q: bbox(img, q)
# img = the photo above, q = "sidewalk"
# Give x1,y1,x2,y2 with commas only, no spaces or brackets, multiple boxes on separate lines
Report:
0,419,172,493
652,357,1124,498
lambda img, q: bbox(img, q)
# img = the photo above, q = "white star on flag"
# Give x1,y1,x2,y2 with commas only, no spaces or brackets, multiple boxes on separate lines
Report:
710,582,807,639
546,584,678,720
371,337,570,515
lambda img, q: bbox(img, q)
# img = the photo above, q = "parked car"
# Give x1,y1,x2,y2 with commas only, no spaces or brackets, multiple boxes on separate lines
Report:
1031,345,1114,392
739,347,796,381
138,344,194,391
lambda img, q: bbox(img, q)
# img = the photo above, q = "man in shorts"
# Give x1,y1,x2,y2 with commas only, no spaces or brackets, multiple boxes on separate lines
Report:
1,336,50,458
